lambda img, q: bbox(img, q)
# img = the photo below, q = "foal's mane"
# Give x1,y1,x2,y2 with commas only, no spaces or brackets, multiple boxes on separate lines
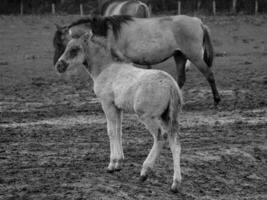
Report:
90,36,109,50
88,36,129,63
68,15,133,40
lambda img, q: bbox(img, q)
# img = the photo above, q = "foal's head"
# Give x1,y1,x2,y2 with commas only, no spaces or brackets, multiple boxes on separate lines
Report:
55,32,109,73
54,32,92,74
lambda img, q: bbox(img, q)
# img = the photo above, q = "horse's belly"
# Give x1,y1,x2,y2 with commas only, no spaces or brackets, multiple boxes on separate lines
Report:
125,40,176,65
121,25,177,65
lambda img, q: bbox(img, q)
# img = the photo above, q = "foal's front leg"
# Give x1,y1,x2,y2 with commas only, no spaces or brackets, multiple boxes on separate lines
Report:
102,102,124,172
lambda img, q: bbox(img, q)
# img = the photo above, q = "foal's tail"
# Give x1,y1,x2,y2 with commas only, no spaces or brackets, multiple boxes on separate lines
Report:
136,1,151,18
162,83,183,133
201,24,214,68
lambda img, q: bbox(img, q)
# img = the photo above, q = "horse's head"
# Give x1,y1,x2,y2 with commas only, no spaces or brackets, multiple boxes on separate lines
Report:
53,24,71,65
55,32,92,74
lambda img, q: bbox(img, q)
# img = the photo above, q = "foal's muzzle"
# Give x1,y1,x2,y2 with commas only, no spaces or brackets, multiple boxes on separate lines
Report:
55,60,68,73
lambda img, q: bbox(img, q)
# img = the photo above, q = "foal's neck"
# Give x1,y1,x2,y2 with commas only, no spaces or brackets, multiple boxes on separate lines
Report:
84,43,114,80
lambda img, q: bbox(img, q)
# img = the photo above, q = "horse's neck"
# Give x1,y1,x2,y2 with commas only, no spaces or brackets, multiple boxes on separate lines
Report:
84,47,114,80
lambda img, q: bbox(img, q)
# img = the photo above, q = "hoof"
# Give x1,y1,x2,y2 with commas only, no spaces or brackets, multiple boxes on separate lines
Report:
114,167,122,172
170,182,182,193
170,187,179,193
139,174,148,182
214,97,221,107
106,168,115,173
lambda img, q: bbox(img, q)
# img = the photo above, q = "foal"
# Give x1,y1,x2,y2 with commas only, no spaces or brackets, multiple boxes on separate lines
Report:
55,33,183,193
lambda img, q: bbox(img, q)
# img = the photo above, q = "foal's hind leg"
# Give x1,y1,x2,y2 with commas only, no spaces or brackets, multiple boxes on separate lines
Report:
173,51,187,88
192,58,221,106
139,117,166,181
101,102,124,172
167,121,182,193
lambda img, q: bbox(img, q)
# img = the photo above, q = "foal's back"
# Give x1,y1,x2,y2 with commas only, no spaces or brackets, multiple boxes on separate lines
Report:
94,63,180,116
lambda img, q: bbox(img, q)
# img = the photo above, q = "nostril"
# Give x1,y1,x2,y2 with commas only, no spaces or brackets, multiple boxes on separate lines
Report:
56,60,68,73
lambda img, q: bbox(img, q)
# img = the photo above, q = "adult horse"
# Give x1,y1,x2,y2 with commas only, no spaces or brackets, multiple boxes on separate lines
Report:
55,32,183,192
99,0,150,17
53,15,221,106
53,0,151,66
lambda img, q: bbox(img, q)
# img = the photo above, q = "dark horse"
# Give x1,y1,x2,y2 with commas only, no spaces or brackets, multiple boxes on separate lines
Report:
53,15,220,106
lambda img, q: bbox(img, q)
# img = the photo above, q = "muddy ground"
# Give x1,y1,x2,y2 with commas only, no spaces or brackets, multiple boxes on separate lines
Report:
0,15,267,200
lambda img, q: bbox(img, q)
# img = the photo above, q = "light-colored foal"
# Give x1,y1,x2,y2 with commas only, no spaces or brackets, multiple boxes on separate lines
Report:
55,33,183,192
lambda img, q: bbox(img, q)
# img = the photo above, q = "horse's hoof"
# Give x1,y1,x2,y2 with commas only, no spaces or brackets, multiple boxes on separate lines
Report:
170,187,179,193
106,168,115,173
214,97,221,107
139,174,148,182
114,167,122,172
170,182,182,193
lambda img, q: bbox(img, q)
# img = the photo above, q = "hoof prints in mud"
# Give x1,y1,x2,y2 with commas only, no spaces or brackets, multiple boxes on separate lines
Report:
1,105,266,200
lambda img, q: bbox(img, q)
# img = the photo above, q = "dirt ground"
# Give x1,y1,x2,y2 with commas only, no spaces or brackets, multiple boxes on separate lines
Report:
0,14,267,200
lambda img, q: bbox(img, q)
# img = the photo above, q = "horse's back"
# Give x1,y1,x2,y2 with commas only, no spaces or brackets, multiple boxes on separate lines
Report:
116,15,204,63
132,70,178,117
172,15,203,35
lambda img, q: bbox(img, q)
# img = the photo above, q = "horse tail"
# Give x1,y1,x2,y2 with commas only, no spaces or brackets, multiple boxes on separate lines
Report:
136,1,151,18
201,24,214,68
161,82,183,134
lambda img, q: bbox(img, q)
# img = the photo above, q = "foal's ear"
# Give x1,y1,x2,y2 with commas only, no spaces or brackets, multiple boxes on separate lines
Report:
82,31,93,42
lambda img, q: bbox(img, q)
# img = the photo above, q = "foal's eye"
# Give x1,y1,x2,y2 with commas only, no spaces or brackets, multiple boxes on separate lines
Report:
69,47,80,58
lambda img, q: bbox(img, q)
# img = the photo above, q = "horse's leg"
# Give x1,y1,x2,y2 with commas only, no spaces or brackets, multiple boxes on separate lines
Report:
113,109,123,171
139,118,166,181
185,60,191,71
167,122,182,193
173,51,187,88
192,58,221,106
101,102,124,172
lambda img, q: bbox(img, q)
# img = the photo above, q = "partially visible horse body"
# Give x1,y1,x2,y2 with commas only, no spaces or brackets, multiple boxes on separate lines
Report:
53,15,220,105
99,0,150,17
53,0,150,67
55,33,183,193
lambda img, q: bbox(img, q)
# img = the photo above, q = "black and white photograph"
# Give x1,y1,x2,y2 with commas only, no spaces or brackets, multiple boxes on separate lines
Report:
0,0,266,199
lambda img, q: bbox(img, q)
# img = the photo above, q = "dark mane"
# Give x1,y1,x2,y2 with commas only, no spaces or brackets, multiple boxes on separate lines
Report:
53,27,68,65
68,15,133,40
53,29,62,48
